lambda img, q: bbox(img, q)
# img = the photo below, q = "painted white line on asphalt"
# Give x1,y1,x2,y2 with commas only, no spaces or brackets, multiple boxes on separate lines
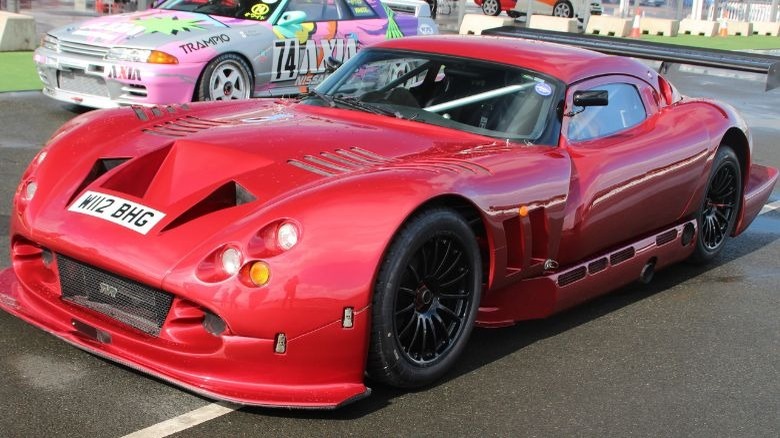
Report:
760,200,780,215
121,402,237,438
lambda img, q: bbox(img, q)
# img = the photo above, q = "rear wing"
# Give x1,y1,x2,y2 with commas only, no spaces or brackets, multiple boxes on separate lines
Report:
382,0,433,17
481,26,780,91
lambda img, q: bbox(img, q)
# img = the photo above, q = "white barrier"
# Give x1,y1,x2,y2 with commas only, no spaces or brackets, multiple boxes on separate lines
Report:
528,15,579,33
725,20,753,36
459,13,514,35
752,21,780,36
679,18,720,37
0,11,37,52
585,15,631,37
640,17,680,37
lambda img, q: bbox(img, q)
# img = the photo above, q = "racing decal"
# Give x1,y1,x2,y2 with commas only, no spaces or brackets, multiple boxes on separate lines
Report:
107,65,142,81
133,16,207,35
382,5,404,39
534,82,552,96
68,191,166,235
179,34,231,54
346,0,377,18
271,37,357,82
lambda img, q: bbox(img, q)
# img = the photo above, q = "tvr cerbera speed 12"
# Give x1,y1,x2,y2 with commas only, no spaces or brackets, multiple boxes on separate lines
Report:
2,35,777,408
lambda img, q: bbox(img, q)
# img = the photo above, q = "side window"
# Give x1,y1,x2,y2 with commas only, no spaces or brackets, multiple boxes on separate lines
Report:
285,0,344,21
567,82,647,142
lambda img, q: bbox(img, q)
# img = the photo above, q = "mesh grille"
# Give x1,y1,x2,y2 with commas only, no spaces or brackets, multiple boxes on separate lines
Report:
655,229,678,246
59,41,110,58
57,254,173,336
588,257,608,274
558,266,586,287
58,70,109,97
610,247,636,266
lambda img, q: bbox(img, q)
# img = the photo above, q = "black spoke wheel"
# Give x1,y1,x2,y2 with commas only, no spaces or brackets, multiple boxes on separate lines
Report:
368,208,482,388
690,146,742,264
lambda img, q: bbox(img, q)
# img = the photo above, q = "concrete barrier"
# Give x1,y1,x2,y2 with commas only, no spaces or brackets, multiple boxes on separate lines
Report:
528,15,578,33
459,13,514,35
640,17,679,37
679,19,720,37
585,15,631,37
752,21,780,36
0,11,37,51
726,20,752,36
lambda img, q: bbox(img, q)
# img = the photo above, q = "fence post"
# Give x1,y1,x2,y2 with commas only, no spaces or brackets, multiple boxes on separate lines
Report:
771,0,778,22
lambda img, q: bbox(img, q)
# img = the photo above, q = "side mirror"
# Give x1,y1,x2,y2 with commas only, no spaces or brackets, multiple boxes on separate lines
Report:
573,90,608,107
277,10,307,27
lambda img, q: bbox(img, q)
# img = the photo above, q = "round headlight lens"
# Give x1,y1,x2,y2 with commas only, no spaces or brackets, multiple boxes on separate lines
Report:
277,223,299,250
24,181,38,201
220,247,242,276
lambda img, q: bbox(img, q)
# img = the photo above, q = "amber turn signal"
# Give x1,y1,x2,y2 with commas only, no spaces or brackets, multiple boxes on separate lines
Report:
249,261,271,286
147,50,179,64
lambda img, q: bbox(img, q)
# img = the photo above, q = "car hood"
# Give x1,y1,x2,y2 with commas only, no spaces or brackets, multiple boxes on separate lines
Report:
48,9,244,48
25,100,497,282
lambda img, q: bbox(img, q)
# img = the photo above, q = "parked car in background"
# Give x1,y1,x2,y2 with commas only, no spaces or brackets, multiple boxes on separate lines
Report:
476,0,602,19
34,0,436,108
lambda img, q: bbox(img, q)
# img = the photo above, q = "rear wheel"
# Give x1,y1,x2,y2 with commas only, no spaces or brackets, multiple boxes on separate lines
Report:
552,0,574,18
481,0,502,16
367,208,482,387
689,146,742,264
196,53,252,101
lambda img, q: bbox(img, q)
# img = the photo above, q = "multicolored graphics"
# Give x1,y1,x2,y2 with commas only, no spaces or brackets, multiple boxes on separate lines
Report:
34,0,438,108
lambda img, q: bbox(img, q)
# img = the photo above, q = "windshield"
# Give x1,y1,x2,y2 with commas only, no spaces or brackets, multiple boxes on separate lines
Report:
155,0,283,21
310,49,562,142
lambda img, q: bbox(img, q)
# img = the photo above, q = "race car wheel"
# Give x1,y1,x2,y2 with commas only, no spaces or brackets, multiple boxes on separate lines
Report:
481,0,502,16
196,53,252,101
552,0,574,18
689,146,742,264
368,208,482,388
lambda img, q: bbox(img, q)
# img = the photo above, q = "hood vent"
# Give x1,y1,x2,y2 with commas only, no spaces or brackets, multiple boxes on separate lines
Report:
162,181,256,232
68,157,131,205
100,145,172,198
142,116,232,137
288,148,491,177
132,104,190,121
288,147,395,177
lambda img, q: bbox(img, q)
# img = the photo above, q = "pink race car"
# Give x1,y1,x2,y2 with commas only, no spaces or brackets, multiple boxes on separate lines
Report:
34,0,436,108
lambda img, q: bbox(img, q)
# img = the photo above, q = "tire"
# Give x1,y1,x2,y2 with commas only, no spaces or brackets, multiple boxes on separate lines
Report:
552,0,574,18
689,146,742,264
367,208,482,388
481,0,502,16
195,53,252,101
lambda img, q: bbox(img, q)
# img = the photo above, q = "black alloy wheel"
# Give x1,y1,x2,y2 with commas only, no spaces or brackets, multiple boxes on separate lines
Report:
368,208,482,387
690,146,742,264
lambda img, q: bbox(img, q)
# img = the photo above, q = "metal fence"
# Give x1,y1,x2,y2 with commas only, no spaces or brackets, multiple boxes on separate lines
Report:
709,1,780,22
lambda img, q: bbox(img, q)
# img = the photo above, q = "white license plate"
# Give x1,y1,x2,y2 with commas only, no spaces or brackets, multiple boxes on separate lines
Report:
68,191,166,235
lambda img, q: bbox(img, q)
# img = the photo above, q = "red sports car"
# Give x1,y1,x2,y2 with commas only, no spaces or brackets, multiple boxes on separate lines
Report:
1,35,776,408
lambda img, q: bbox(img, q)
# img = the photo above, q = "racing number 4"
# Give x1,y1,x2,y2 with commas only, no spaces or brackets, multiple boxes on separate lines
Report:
273,39,299,82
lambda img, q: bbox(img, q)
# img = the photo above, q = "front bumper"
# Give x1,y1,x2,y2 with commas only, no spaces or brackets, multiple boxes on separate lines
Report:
0,262,370,408
34,48,203,108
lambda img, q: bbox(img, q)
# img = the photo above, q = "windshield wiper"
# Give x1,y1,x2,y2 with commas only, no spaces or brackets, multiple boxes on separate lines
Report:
302,90,336,107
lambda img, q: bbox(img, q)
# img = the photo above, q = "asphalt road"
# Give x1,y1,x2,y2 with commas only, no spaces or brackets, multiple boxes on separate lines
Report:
0,68,778,437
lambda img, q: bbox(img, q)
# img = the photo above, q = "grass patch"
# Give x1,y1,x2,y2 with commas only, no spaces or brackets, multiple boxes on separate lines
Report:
637,34,780,51
0,52,42,93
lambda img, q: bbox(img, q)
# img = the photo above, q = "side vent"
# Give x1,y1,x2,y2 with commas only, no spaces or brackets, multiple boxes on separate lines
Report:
162,181,256,232
610,247,636,266
288,147,394,177
558,266,587,287
655,229,678,246
142,116,231,137
68,158,131,205
587,257,608,274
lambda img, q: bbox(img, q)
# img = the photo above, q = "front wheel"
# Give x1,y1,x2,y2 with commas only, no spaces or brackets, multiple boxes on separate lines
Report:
552,0,574,18
367,208,482,388
481,0,502,16
689,146,742,264
196,53,252,102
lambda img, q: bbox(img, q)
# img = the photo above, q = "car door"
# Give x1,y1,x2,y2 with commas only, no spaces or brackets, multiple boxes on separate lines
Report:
556,74,710,265
268,0,388,93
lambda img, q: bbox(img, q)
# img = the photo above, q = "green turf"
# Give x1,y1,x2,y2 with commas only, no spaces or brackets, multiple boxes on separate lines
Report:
637,34,780,50
0,51,42,93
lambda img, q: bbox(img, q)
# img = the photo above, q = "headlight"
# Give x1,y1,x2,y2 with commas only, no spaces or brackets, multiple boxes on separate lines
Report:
277,222,299,250
220,247,243,276
105,48,178,64
40,34,59,51
23,181,37,201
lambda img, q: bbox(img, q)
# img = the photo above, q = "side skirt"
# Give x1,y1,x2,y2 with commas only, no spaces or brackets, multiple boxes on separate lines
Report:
476,220,697,327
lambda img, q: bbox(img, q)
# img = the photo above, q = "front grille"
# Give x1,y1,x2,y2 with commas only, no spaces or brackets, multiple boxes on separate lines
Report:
57,254,173,336
59,40,110,59
58,70,109,97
